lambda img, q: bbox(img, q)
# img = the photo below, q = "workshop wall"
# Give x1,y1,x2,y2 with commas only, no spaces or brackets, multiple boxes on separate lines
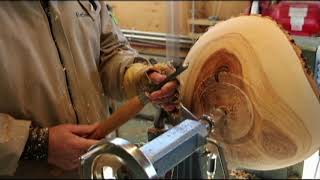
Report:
108,1,250,35
204,1,251,20
108,1,250,58
108,1,190,35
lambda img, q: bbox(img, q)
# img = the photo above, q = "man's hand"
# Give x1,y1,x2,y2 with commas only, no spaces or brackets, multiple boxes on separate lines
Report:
148,72,179,112
48,124,99,171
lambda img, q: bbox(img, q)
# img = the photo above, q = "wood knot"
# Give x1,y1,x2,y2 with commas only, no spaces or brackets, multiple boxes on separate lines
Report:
260,121,297,160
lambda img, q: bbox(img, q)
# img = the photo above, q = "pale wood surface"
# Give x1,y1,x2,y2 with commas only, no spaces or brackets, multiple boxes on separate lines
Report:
188,18,218,26
108,1,190,35
204,1,250,20
179,16,320,170
108,1,249,35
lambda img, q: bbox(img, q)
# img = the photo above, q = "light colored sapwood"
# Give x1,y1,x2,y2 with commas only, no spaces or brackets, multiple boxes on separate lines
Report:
179,15,320,170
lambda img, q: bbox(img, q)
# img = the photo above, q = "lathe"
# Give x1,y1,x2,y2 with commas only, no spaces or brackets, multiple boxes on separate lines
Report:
81,104,228,179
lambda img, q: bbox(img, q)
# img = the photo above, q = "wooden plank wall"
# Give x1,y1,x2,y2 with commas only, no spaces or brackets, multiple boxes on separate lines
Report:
107,1,250,58
108,1,251,34
108,1,190,35
204,1,251,20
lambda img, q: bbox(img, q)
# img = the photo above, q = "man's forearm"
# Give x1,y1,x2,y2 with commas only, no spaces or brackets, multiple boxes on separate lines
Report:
20,125,49,161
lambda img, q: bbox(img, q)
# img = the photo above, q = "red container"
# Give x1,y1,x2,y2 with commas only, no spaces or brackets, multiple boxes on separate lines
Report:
262,1,320,36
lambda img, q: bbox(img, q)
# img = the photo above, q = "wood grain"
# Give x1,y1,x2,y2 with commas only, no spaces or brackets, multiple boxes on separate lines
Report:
179,16,320,170
204,1,250,20
108,1,190,34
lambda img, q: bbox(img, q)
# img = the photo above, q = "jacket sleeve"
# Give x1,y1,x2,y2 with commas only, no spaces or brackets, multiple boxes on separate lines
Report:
98,2,142,101
0,113,31,176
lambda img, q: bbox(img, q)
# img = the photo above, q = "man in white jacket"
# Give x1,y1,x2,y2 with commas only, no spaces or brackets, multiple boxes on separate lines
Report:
0,1,178,178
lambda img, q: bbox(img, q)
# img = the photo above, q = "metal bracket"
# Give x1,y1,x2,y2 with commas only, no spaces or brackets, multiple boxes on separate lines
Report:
207,138,229,179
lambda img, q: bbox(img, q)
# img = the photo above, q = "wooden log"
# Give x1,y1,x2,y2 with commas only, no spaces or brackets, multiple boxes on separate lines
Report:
179,15,320,170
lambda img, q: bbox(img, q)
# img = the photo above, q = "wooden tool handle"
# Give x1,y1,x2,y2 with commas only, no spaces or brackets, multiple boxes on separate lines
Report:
90,96,145,139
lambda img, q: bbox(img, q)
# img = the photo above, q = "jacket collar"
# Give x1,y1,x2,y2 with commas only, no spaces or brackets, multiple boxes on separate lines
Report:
78,0,101,21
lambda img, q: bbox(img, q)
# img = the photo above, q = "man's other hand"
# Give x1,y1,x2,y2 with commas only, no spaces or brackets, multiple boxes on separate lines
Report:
148,72,179,112
48,124,99,171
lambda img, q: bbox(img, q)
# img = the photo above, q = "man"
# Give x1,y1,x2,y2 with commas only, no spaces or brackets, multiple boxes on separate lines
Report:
0,1,178,178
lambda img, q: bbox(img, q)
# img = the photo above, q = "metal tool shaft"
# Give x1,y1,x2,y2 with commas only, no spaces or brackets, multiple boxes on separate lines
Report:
149,64,188,92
